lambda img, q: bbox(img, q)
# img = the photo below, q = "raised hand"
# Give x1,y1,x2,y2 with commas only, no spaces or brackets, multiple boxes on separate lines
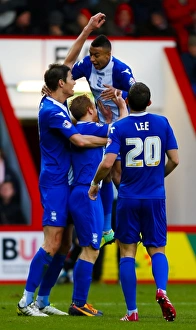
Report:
97,99,113,123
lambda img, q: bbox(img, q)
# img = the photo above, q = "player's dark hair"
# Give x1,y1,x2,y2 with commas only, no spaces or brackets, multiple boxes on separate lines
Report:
91,34,111,51
69,94,93,121
44,64,71,91
127,82,151,111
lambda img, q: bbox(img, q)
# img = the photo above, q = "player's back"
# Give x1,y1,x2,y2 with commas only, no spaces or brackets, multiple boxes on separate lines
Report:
71,122,108,186
108,112,178,199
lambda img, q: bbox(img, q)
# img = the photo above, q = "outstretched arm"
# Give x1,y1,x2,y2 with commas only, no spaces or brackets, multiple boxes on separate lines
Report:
64,12,106,69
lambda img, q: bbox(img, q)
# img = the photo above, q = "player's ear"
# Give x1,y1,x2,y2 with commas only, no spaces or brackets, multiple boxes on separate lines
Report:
87,106,93,115
59,79,64,88
147,100,152,106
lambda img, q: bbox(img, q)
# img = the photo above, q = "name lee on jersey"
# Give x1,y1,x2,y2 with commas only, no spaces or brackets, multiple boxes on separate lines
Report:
135,122,149,131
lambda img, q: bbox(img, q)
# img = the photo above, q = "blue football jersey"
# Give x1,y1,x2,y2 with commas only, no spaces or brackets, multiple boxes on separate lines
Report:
72,56,135,124
38,96,78,187
105,112,178,198
71,121,108,186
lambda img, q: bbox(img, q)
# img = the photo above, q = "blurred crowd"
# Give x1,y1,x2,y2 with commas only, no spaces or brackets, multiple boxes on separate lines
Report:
0,148,26,225
0,0,195,91
0,1,194,44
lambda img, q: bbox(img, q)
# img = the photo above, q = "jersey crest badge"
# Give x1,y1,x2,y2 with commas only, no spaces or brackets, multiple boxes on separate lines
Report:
62,120,72,129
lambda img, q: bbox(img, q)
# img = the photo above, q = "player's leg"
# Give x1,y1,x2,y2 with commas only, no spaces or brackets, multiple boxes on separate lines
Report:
17,225,64,316
118,242,138,321
34,185,72,315
68,185,103,316
36,223,73,315
115,197,140,321
142,199,176,321
17,185,68,316
148,246,176,322
68,246,103,316
100,173,115,247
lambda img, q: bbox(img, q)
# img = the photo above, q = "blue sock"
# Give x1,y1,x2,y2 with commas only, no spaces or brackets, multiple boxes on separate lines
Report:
100,181,113,232
25,247,53,293
120,257,137,311
152,253,168,291
72,259,93,307
37,253,66,306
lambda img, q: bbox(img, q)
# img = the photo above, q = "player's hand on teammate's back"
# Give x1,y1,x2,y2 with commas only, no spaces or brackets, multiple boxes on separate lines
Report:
41,84,51,96
101,84,119,100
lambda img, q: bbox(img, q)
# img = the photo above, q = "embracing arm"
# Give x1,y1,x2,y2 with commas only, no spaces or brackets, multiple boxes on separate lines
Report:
88,153,117,200
165,149,179,177
70,133,107,148
64,12,106,69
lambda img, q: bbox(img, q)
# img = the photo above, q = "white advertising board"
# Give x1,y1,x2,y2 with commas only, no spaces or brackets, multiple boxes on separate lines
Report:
0,231,43,281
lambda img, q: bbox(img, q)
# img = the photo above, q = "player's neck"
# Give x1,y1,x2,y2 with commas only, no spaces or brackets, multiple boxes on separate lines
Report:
130,109,146,114
50,92,67,105
79,114,93,122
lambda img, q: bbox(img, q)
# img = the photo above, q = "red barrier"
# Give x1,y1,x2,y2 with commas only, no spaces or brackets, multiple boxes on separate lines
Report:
0,72,43,231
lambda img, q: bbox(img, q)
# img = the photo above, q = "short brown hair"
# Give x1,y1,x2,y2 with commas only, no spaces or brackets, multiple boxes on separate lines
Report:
69,94,93,121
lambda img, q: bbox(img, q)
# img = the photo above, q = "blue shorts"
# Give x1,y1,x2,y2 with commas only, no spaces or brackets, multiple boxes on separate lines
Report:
40,184,70,227
69,185,104,249
115,197,167,247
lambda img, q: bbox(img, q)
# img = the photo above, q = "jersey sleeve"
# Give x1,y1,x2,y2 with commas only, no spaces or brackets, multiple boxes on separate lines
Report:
113,58,136,99
166,119,178,150
72,56,91,80
48,108,78,139
105,124,120,155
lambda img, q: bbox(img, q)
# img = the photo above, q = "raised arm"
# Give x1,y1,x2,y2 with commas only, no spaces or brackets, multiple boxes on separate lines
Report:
64,12,106,69
112,90,128,120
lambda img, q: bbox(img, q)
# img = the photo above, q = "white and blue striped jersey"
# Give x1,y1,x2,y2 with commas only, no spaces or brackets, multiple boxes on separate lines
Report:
72,56,135,124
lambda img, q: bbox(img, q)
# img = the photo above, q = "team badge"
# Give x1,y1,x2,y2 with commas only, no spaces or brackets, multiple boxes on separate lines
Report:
92,233,98,244
95,123,104,127
62,120,72,129
129,77,136,85
51,211,57,222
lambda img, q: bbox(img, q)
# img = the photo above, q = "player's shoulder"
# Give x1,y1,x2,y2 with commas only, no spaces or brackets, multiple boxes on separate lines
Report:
111,116,128,129
112,56,134,81
76,121,107,135
112,56,131,70
42,97,68,117
75,55,91,67
148,113,171,129
149,113,169,122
